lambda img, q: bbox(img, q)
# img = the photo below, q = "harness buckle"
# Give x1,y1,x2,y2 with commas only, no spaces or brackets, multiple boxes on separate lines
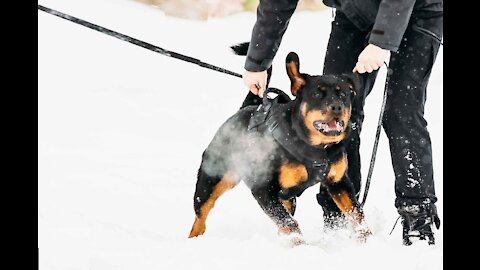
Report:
312,160,329,176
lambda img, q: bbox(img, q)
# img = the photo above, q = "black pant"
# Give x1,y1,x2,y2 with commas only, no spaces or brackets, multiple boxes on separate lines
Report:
317,11,443,214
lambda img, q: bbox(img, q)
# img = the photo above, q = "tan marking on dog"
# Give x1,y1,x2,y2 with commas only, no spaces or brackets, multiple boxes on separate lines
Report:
330,190,354,213
278,163,308,189
278,227,305,246
301,103,351,145
278,224,302,235
300,102,309,118
282,200,294,215
277,218,301,237
286,62,306,96
335,84,341,91
188,171,238,238
339,107,351,135
330,191,365,224
327,154,347,183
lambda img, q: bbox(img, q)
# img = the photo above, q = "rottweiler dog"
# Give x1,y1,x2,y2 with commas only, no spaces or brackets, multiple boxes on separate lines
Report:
188,51,370,243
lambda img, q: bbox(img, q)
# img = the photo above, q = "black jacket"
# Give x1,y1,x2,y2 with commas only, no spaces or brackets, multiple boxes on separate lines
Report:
245,0,443,72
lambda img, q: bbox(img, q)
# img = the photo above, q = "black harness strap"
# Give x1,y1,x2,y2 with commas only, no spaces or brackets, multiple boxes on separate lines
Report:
264,113,329,173
249,88,330,198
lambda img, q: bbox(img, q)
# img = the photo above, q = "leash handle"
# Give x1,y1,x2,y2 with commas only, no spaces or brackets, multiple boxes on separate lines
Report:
262,88,291,111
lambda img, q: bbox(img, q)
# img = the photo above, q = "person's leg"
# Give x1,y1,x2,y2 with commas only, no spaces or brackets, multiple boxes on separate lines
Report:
381,14,442,245
318,10,377,225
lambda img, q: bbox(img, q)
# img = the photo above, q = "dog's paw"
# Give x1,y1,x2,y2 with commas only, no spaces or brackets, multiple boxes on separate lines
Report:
278,224,305,247
278,232,306,247
352,225,372,243
188,218,206,238
289,235,306,247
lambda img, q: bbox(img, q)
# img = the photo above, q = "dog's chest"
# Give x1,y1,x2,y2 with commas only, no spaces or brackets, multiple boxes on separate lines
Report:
277,153,345,191
278,163,308,189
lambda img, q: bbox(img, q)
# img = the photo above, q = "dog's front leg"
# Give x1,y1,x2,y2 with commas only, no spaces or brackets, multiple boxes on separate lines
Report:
324,154,371,240
251,187,304,245
325,178,371,241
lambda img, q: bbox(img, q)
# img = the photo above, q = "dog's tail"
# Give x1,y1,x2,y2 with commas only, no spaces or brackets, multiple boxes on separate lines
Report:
230,42,250,56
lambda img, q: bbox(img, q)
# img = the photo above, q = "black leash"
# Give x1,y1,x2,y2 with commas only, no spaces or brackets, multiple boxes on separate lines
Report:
359,62,389,208
38,5,242,78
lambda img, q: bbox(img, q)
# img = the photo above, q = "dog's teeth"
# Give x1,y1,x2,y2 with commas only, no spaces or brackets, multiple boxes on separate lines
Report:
315,120,345,133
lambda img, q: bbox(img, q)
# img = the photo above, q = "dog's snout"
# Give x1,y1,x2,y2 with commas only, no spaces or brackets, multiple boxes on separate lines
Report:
329,103,343,114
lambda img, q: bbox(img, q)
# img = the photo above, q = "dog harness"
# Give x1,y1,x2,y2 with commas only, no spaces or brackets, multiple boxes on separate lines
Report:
247,88,333,198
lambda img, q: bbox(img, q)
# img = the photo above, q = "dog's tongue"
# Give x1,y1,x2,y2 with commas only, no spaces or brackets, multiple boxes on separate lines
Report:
327,119,337,128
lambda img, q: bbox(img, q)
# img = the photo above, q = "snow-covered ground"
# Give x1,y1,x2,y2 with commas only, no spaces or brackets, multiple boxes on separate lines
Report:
38,0,443,269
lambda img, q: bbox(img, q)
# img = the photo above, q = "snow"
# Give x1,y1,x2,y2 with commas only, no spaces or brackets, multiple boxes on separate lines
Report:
38,0,443,269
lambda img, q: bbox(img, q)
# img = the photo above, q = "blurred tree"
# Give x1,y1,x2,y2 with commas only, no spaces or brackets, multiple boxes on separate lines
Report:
245,0,325,11
209,0,245,18
136,0,209,20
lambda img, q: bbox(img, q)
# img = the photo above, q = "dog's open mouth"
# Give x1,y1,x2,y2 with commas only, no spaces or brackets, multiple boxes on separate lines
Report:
313,118,344,136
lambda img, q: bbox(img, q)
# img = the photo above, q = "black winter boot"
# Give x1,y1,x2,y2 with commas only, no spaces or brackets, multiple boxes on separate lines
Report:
398,203,440,245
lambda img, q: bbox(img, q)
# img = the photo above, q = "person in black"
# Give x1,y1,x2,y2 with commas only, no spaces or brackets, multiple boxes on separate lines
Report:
242,0,443,245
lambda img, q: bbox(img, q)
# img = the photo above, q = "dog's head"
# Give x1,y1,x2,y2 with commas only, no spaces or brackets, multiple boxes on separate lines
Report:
286,52,360,146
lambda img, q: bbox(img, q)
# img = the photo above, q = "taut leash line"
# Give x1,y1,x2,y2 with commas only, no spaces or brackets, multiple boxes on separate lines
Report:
38,5,242,78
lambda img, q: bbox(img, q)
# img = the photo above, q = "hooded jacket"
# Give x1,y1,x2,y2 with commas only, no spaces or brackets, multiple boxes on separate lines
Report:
245,0,443,72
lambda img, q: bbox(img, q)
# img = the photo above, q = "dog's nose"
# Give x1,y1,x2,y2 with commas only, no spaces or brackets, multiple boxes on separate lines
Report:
329,103,343,114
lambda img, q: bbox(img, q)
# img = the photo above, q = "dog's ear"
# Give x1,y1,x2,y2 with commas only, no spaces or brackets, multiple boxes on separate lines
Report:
341,72,362,97
286,52,306,96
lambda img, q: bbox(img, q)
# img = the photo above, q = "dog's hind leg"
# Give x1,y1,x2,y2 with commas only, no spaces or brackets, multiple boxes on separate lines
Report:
188,169,239,238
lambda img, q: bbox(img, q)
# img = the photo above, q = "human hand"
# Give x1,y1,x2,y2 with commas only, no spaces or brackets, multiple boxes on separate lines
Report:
352,44,389,73
242,70,268,97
